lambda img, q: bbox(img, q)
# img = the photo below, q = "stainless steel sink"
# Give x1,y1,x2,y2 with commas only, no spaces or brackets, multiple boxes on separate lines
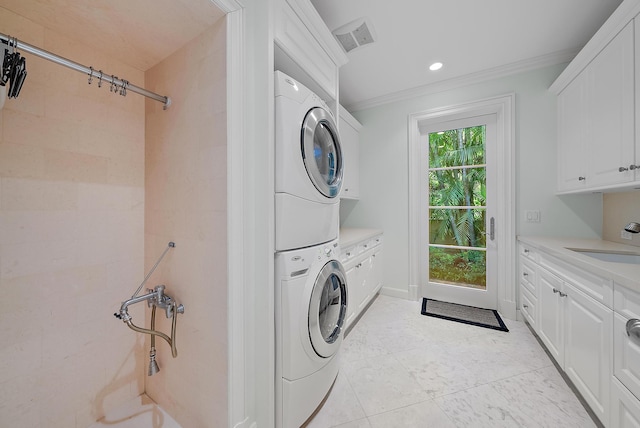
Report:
567,248,640,264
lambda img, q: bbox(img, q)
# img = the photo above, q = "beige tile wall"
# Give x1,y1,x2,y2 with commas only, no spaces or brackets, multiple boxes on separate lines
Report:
144,20,228,428
603,191,640,247
0,7,147,428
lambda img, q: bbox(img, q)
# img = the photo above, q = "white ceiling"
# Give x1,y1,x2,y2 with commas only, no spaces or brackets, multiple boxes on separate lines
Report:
0,0,225,71
310,0,624,110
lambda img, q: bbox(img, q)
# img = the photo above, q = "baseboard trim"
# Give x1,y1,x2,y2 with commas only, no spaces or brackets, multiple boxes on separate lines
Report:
380,286,410,300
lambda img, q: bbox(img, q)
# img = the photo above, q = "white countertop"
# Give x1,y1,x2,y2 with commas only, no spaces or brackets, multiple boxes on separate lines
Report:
339,228,383,248
518,235,640,292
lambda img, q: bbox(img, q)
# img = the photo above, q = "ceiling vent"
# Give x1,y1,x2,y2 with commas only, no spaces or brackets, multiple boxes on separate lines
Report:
332,17,377,53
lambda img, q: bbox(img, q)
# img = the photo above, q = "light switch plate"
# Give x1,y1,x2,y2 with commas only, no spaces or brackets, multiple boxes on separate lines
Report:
525,210,541,223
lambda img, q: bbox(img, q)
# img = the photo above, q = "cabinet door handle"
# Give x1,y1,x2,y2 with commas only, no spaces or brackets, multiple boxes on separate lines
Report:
559,291,567,298
630,165,640,171
619,166,629,172
524,249,530,254
523,304,529,309
552,288,559,294
626,319,640,344
578,176,586,181
523,272,529,277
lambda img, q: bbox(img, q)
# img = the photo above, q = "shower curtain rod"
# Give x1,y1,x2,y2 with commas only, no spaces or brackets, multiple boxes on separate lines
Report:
1,32,171,109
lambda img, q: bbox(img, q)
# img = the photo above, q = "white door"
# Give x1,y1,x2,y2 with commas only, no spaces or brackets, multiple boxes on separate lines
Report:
420,114,497,309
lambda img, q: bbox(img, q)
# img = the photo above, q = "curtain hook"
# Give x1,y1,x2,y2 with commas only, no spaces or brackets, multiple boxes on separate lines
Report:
98,70,103,88
120,79,128,96
88,66,93,85
110,75,117,93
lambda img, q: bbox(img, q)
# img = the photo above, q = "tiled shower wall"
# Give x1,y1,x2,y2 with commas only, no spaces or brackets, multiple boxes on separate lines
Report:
0,8,146,427
144,20,228,427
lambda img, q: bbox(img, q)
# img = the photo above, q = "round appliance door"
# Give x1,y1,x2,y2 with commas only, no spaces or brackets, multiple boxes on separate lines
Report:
308,260,347,358
301,107,343,198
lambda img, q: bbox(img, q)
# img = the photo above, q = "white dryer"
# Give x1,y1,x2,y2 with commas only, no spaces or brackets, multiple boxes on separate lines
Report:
275,239,348,428
275,70,343,251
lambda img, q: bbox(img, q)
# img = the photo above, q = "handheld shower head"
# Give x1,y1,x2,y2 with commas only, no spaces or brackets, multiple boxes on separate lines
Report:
624,222,640,234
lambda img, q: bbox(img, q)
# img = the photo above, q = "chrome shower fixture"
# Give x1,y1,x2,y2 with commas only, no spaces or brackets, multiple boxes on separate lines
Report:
148,346,160,376
624,222,640,234
114,242,184,376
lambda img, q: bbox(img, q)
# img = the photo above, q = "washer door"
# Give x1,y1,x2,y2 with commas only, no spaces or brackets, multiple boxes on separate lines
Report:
308,260,347,358
301,107,343,198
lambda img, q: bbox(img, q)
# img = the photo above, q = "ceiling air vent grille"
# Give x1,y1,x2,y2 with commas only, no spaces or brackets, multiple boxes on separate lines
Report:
332,17,376,53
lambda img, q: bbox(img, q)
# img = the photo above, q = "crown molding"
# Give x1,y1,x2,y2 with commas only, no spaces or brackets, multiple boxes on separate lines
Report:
346,48,577,112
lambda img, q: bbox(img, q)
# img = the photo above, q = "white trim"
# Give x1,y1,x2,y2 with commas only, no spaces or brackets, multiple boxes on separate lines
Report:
380,286,410,300
347,49,575,112
408,94,517,319
215,0,247,427
212,0,242,13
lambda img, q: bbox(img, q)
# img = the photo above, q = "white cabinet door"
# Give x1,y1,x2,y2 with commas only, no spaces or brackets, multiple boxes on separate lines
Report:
355,256,372,313
345,264,359,329
587,22,635,188
274,1,337,98
564,283,612,426
614,312,640,401
557,71,588,192
556,21,635,193
612,377,640,428
339,107,361,199
537,268,564,366
370,248,383,294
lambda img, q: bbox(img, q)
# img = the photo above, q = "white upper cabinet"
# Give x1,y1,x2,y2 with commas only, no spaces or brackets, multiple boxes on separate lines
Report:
587,22,634,188
274,0,347,101
557,72,588,192
555,22,634,193
339,106,361,199
551,1,640,194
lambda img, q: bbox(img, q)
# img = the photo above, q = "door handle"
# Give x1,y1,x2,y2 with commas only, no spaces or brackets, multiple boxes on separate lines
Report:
486,217,495,241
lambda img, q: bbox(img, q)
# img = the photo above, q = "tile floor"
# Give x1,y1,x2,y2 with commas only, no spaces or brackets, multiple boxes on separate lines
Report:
305,295,597,428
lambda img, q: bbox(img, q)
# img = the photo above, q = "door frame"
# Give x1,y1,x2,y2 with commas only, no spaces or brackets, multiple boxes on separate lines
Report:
407,94,516,319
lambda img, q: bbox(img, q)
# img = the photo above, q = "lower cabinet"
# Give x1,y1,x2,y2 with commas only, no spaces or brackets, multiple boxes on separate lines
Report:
537,268,565,366
519,242,612,426
563,282,612,424
612,283,640,426
342,234,383,330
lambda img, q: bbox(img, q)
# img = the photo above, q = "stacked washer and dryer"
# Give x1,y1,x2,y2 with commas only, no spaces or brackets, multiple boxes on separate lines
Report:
274,70,348,428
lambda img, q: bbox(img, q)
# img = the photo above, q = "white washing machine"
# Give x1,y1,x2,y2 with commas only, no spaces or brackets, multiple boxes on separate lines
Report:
275,239,348,428
275,70,343,251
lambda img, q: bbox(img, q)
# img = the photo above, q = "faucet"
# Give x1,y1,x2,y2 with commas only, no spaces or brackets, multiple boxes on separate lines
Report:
624,222,640,234
113,242,184,375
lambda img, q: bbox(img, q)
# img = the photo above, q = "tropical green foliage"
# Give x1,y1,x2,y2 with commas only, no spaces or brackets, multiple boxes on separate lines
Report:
428,126,487,288
429,247,487,288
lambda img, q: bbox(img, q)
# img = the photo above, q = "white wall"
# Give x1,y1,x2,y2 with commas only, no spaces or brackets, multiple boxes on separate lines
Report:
342,63,603,297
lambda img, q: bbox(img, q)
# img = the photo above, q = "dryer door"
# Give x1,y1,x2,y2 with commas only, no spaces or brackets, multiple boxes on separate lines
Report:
308,260,347,358
301,107,343,198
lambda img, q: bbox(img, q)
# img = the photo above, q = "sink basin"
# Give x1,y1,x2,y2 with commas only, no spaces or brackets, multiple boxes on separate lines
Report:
567,248,640,264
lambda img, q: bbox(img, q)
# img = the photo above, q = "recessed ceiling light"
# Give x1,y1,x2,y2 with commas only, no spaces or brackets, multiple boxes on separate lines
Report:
429,62,443,71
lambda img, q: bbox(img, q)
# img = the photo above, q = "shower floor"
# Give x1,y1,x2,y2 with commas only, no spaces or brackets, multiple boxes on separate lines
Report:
90,394,180,428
